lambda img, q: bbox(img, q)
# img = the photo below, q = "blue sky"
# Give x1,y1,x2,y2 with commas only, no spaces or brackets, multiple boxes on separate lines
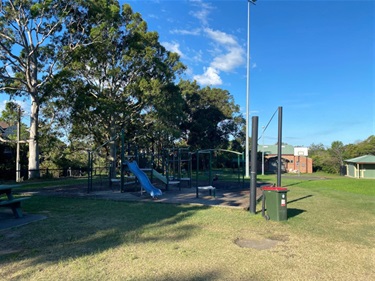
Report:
1,0,374,148
123,0,375,147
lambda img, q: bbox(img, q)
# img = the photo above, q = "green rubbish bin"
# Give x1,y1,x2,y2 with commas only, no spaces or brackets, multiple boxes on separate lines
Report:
261,186,289,221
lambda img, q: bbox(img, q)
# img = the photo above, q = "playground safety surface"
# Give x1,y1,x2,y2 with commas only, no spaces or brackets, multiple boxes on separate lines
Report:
26,180,263,210
89,186,262,210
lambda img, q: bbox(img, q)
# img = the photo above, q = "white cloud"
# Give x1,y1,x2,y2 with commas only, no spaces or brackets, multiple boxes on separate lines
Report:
211,46,244,72
0,99,29,116
170,28,201,36
204,28,245,72
0,100,7,113
184,67,194,77
189,0,214,26
147,11,159,20
204,28,238,46
170,2,246,87
194,27,245,86
191,49,204,63
162,41,184,58
193,66,222,86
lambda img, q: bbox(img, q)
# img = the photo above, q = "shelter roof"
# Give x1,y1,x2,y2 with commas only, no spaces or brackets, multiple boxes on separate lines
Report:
345,155,375,164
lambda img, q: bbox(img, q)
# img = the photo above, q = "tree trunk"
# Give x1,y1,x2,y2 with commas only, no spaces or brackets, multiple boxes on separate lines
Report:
28,96,40,179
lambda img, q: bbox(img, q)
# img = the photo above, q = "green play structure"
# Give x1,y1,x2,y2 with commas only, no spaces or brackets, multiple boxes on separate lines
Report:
194,149,244,198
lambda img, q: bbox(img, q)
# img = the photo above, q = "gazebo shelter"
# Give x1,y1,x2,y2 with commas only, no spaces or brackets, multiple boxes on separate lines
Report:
345,155,375,179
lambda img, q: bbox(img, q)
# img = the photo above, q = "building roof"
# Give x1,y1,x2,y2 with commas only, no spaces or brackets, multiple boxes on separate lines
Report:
258,144,294,155
0,121,9,129
345,155,375,164
0,122,16,137
267,156,291,162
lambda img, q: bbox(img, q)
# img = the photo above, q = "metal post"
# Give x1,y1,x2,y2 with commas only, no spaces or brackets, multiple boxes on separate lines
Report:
237,154,240,183
209,151,212,186
250,116,258,214
196,151,199,198
277,106,283,187
261,126,265,176
121,130,125,192
189,152,192,188
245,0,257,178
16,105,21,182
87,150,92,193
245,0,251,178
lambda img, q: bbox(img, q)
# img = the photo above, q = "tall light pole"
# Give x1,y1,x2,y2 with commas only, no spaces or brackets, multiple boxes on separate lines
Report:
245,0,256,178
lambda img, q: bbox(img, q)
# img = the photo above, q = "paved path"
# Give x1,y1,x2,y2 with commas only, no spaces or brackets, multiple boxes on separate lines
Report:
0,209,47,231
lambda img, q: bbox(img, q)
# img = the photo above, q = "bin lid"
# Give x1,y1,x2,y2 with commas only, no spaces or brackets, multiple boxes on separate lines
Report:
261,186,288,192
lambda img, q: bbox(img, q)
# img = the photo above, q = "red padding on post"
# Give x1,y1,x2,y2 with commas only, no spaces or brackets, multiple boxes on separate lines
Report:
261,186,288,192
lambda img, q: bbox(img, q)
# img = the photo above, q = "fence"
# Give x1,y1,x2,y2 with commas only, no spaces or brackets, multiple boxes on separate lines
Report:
0,166,111,181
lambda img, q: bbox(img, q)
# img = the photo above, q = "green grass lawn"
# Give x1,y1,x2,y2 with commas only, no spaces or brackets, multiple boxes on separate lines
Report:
1,175,374,280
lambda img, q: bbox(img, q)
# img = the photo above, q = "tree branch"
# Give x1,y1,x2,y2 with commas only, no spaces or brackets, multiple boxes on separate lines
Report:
0,135,28,144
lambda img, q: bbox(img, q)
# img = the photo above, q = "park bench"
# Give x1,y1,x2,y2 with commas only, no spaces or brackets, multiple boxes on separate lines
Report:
109,178,121,186
197,186,216,198
0,186,29,218
179,177,192,188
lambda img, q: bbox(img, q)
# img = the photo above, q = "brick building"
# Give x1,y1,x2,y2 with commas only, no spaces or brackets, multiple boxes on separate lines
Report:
259,144,313,174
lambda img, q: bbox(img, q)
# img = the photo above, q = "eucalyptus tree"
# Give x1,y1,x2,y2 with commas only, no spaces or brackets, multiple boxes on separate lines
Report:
57,3,185,176
179,80,243,150
357,135,375,155
0,0,102,178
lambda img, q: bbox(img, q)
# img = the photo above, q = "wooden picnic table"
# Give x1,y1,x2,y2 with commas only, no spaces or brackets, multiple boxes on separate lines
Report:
0,185,29,218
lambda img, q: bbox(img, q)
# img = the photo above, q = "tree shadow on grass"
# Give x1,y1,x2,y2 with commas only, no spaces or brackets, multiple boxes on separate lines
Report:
0,196,211,277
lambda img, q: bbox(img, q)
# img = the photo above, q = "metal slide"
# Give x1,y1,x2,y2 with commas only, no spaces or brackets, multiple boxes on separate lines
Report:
126,161,162,198
152,169,168,184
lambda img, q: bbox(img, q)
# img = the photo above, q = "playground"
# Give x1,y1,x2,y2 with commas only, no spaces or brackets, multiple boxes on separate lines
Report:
82,132,257,208
1,107,372,280
13,178,262,209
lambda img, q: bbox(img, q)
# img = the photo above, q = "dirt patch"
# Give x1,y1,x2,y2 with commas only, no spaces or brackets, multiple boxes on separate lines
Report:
266,234,290,242
234,238,278,250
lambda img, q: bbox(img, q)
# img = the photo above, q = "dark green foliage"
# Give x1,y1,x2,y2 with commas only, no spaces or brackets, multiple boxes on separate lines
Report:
179,80,243,151
51,3,186,151
310,136,375,174
1,1,244,177
0,0,114,178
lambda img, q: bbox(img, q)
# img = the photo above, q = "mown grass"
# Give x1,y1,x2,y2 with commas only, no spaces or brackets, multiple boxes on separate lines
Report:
1,175,374,280
259,173,375,196
5,176,106,191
